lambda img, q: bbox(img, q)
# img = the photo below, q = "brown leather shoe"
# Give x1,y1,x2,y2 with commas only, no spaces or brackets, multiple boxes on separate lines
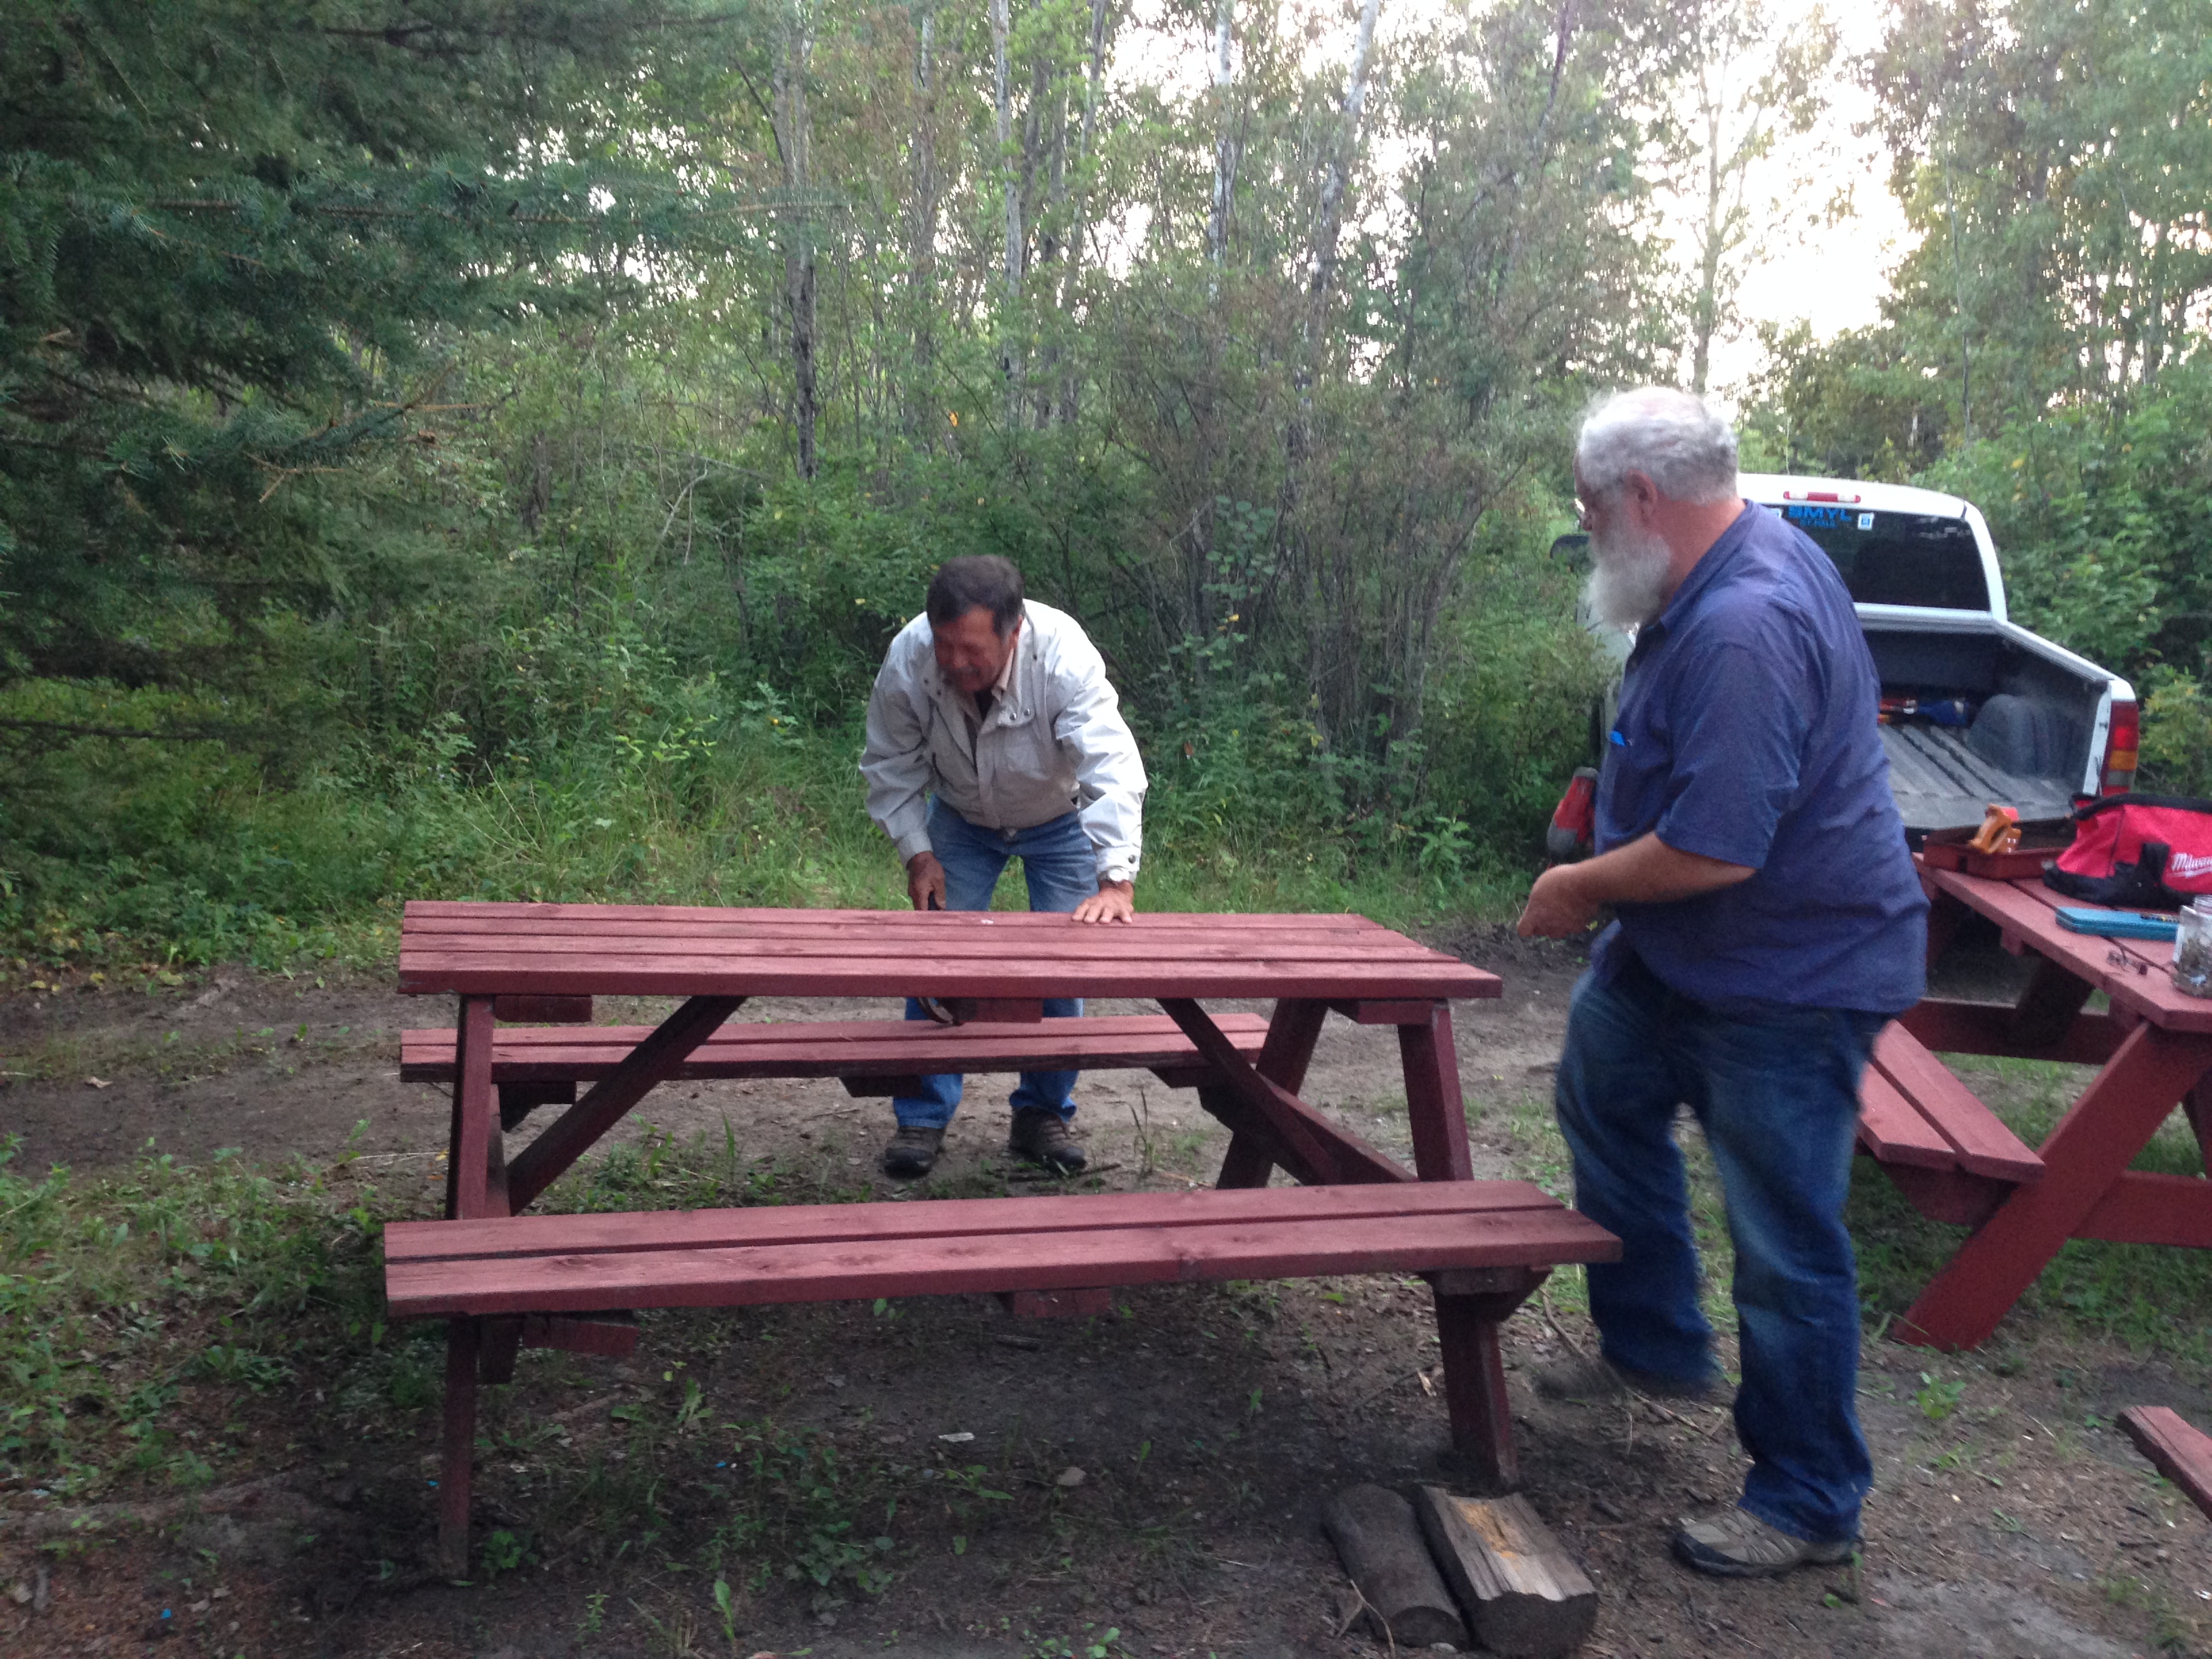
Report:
1008,1109,1086,1173
880,1125,945,1179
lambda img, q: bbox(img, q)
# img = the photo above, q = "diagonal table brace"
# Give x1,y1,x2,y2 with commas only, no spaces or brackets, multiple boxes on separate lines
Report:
1160,998,1409,1185
1898,1021,2212,1350
504,995,746,1214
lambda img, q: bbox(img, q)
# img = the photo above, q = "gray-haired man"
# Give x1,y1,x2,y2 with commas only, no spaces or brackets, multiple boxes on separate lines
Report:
859,556,1149,1179
1519,388,1926,1576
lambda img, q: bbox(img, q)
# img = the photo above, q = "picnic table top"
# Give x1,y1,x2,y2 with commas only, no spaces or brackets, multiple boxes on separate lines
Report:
397,900,1502,1003
1921,862,2212,1034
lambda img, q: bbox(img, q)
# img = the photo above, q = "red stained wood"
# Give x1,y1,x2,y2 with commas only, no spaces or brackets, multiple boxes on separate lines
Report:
1399,1004,1475,1183
1899,1022,2212,1349
1870,1025,2045,1183
1162,998,1408,1185
493,995,593,1023
1898,999,2124,1067
405,899,1384,929
387,1180,1577,1265
2076,1172,2212,1248
386,1206,1619,1319
1872,1163,2013,1229
1923,870,2212,1033
1855,1069,1959,1172
2118,1407,2212,1519
399,1012,1273,1084
502,996,745,1214
397,903,1503,1004
400,951,1496,1001
446,998,496,1221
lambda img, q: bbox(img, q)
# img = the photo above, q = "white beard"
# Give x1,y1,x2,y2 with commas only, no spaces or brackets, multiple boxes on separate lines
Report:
1583,520,1674,631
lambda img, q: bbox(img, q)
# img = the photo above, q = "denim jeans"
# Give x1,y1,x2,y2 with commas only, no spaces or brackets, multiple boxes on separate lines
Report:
1554,951,1885,1543
891,800,1094,1130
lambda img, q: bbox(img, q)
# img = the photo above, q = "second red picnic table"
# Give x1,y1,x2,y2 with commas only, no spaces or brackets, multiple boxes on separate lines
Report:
1890,860,2212,1349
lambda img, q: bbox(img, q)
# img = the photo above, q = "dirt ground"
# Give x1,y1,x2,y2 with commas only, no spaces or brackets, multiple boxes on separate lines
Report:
3,922,2210,1659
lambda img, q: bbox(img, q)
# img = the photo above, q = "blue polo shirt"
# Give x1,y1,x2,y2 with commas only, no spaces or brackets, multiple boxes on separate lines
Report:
1589,503,1928,1016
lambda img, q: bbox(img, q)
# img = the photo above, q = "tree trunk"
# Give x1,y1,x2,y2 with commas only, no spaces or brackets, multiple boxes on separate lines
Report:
907,3,939,443
776,2,819,479
991,0,1023,420
1204,0,1240,291
1055,0,1113,424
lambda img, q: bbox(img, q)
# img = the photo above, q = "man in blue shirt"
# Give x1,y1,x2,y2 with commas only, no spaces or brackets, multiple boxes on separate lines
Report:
1517,388,1927,1578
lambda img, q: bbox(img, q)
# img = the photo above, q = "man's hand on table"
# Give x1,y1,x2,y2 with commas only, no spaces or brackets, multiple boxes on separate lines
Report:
905,850,947,912
1072,880,1136,924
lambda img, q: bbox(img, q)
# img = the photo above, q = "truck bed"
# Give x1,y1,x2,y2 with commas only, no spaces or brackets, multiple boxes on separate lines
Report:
1880,723,2078,836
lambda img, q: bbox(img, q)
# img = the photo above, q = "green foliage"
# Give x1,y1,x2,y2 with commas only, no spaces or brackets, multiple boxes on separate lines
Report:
0,1134,395,1498
2140,678,2212,799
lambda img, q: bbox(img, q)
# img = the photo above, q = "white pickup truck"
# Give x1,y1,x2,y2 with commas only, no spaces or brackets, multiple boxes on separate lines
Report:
1560,473,2139,838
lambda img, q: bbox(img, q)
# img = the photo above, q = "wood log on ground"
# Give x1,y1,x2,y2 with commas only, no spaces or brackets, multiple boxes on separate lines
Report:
1320,1484,1468,1650
1414,1486,1597,1658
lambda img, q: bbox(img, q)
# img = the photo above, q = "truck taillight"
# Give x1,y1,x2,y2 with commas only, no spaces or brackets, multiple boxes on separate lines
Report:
2102,699,2139,794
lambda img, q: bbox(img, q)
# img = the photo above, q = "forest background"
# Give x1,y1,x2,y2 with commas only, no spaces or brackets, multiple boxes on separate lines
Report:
3,0,2209,977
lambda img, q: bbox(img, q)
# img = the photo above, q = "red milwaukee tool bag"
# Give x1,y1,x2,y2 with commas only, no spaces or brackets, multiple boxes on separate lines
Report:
2045,793,2212,909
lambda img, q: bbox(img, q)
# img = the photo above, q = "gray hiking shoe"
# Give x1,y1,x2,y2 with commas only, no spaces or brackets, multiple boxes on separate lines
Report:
1532,1352,1716,1404
1673,1508,1856,1578
1008,1109,1086,1173
880,1125,945,1179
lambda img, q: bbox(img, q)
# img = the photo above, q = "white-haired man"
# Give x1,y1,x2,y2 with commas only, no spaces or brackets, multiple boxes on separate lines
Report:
1517,388,1927,1576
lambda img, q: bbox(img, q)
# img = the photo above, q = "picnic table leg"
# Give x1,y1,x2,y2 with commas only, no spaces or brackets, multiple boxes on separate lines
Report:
1898,1024,2212,1350
1430,1282,1538,1492
1216,998,1327,1189
1399,1002,1475,1183
438,1316,481,1578
444,996,497,1221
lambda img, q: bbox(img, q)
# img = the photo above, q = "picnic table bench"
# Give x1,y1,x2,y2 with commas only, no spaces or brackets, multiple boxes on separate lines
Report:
1843,863,2212,1349
386,902,1621,1574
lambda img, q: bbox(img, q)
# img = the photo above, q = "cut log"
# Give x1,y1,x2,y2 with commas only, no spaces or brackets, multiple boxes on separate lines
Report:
1321,1484,1467,1650
1414,1486,1597,1659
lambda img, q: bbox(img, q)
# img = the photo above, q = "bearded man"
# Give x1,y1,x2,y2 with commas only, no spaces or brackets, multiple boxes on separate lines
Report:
1517,388,1927,1577
859,554,1147,1180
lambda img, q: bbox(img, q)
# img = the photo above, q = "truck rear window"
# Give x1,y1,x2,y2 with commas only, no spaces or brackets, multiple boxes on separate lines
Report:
1767,504,1990,611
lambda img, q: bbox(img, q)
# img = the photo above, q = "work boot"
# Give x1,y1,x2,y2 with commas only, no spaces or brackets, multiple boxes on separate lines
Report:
1532,1352,1716,1404
1008,1109,1086,1173
1672,1508,1856,1578
880,1125,945,1179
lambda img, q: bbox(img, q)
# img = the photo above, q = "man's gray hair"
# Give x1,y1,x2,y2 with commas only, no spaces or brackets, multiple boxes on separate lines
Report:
1576,387,1740,506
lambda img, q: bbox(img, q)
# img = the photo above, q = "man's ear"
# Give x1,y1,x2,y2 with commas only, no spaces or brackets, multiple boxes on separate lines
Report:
1620,470,1662,521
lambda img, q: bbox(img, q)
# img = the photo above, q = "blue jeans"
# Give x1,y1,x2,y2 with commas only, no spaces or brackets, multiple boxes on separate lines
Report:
892,800,1094,1130
1555,951,1885,1544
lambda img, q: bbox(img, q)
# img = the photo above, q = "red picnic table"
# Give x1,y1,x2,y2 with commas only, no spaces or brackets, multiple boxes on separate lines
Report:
386,901,1620,1572
1885,861,2212,1349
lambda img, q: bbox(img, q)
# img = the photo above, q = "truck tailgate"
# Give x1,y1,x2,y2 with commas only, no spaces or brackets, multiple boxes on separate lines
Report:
1880,724,2077,835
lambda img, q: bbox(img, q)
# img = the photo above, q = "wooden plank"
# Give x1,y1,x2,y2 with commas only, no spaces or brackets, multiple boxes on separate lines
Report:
1926,870,2212,1033
1413,1488,1597,1659
1400,1002,1476,1183
1217,999,1328,1189
445,997,497,1221
1161,998,1409,1185
2076,1172,2212,1248
398,1012,1273,1083
1855,1069,1959,1172
1898,999,2125,1067
1899,1023,2212,1350
1869,1025,2044,1183
493,994,593,1023
386,1207,1622,1318
398,952,1498,1002
2118,1406,2212,1520
1322,1486,1469,1650
388,1180,1580,1265
501,996,744,1214
404,899,1387,930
